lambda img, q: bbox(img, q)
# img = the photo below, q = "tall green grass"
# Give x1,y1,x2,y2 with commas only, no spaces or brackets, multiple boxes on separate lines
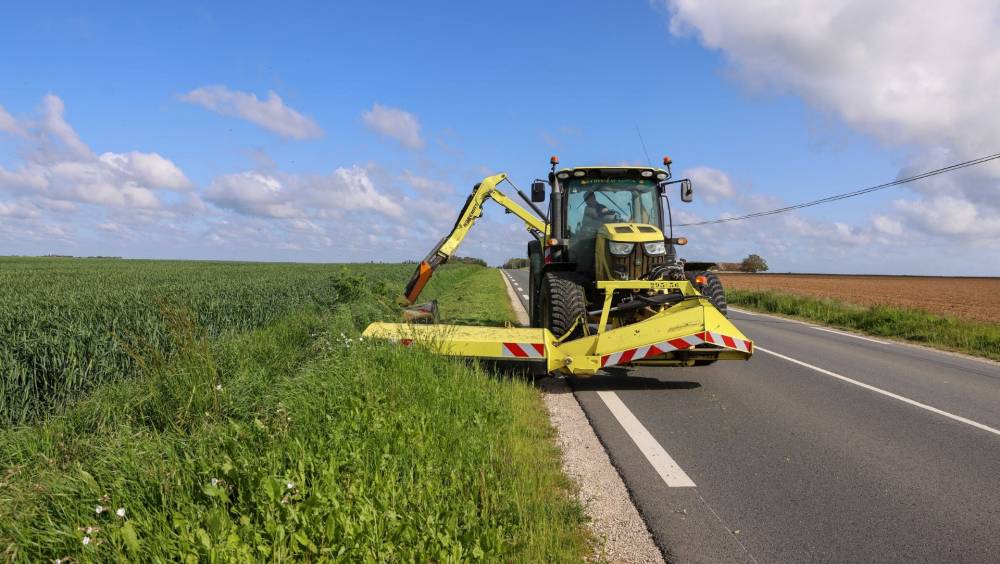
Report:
0,260,589,561
729,289,1000,361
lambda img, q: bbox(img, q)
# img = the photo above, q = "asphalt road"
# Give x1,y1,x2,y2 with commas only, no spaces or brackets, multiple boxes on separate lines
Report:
502,269,1000,563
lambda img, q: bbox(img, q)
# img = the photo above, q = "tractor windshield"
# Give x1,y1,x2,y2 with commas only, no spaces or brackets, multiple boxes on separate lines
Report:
565,177,661,238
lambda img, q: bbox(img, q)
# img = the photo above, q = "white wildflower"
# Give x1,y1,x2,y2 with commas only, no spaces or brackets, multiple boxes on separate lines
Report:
215,383,223,391
210,478,219,487
116,507,126,518
82,536,91,545
286,482,295,490
95,505,104,515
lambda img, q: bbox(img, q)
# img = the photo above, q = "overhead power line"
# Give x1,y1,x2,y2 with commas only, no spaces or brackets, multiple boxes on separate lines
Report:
677,151,1000,227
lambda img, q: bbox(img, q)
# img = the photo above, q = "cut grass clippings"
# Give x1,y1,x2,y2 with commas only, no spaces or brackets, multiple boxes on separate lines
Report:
0,263,590,562
729,289,1000,362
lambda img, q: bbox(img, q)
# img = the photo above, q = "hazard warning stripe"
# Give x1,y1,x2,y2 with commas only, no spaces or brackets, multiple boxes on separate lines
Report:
702,331,752,353
502,342,545,358
600,331,752,368
601,334,703,368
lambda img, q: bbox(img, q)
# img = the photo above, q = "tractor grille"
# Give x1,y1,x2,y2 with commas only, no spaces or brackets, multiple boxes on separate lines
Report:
610,243,668,280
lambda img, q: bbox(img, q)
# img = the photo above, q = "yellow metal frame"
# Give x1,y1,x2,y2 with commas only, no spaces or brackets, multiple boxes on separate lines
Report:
400,172,548,305
439,173,547,256
364,279,753,376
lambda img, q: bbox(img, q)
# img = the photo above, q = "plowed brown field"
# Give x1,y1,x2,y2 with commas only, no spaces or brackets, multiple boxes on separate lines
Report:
719,274,1000,324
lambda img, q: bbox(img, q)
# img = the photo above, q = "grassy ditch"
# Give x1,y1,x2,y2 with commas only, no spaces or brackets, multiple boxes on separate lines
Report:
0,262,589,562
729,289,1000,362
416,262,516,326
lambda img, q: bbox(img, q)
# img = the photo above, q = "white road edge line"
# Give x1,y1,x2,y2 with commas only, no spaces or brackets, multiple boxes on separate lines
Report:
733,305,890,345
809,325,892,345
756,346,1000,438
596,391,697,487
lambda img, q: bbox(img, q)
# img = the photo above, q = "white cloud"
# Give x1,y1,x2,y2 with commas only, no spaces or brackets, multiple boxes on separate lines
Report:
872,214,903,236
99,151,191,190
38,94,91,157
784,215,871,245
181,85,323,140
661,0,1000,255
204,165,403,220
683,166,735,203
362,103,424,149
0,105,18,133
0,200,40,219
204,172,301,218
0,95,191,211
663,0,1000,155
894,195,1000,238
403,171,452,195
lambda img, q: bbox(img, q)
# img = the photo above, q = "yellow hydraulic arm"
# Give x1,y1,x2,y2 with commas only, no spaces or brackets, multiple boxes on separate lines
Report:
400,173,547,306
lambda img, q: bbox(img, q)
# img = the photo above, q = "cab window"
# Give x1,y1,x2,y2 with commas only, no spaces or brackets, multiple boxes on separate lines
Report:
565,177,660,237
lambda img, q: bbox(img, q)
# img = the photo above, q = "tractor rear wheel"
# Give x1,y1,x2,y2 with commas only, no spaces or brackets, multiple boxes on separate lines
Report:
539,272,588,340
688,271,727,367
689,271,727,317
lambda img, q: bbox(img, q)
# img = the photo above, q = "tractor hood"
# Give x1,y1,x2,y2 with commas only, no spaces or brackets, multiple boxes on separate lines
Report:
598,222,664,242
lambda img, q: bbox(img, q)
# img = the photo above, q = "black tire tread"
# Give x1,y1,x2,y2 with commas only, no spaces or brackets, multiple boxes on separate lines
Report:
541,272,588,339
688,270,727,317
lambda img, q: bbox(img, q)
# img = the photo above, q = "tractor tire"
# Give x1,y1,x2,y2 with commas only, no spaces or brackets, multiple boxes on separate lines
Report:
687,271,727,366
539,272,588,340
527,240,542,326
688,271,727,317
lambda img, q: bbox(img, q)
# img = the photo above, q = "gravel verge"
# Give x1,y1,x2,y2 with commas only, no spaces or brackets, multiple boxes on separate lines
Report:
499,270,663,563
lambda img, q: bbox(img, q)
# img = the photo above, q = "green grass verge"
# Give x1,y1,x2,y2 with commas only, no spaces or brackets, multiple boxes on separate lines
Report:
0,264,589,562
418,264,517,326
729,289,1000,362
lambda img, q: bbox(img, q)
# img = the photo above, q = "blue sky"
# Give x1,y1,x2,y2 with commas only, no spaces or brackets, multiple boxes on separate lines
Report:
2,1,998,274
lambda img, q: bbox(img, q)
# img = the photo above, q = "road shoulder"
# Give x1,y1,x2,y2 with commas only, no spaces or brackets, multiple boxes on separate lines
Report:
500,269,663,563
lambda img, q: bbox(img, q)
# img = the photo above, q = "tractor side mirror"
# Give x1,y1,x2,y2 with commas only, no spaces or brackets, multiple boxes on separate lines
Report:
531,180,547,202
679,179,694,203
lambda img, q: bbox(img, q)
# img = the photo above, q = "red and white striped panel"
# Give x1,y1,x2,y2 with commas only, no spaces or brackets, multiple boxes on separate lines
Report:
701,331,753,353
600,331,752,368
601,334,703,368
502,342,545,359
543,246,556,264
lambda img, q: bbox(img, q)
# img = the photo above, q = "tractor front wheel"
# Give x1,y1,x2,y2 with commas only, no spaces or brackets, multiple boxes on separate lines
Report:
539,272,588,340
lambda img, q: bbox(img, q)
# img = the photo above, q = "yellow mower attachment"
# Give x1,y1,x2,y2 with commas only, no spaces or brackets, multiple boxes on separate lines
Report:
363,280,752,377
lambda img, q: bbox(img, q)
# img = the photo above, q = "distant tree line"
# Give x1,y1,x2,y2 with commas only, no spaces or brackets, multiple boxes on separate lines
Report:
451,256,487,267
401,256,487,266
502,257,530,269
715,254,769,273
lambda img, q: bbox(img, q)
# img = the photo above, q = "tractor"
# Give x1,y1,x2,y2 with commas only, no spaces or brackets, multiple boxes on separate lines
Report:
364,156,751,376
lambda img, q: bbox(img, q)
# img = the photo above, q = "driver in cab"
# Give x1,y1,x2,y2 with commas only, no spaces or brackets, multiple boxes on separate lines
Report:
580,191,616,234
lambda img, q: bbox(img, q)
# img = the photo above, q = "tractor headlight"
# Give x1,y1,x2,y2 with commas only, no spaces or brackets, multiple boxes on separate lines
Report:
643,241,667,255
608,242,634,255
